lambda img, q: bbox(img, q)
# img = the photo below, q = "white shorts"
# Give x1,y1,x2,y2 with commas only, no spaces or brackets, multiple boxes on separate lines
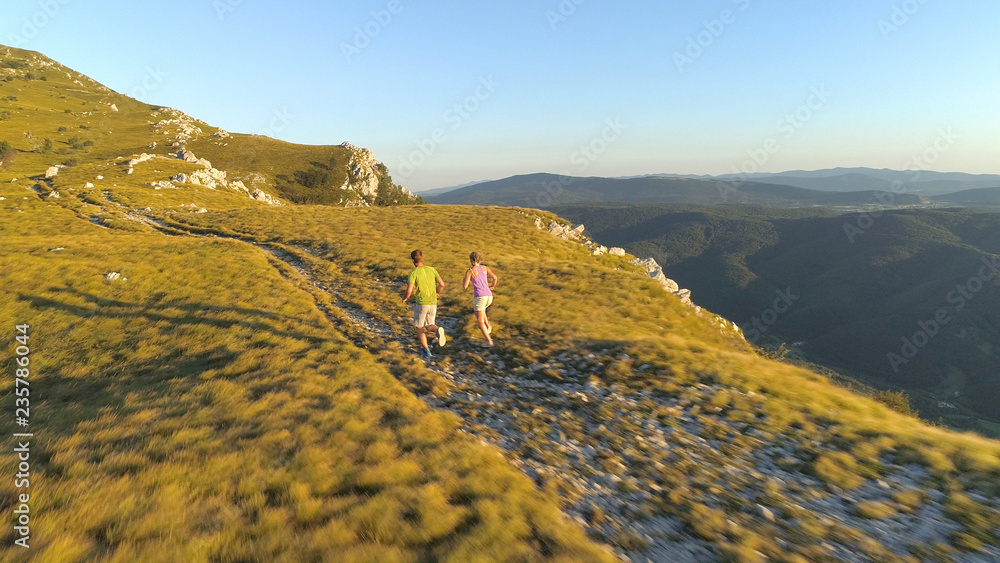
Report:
473,295,493,312
413,304,437,328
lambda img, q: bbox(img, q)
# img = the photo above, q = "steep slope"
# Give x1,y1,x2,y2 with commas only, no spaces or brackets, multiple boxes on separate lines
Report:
428,173,924,208
0,44,418,207
555,203,1000,431
3,49,1000,562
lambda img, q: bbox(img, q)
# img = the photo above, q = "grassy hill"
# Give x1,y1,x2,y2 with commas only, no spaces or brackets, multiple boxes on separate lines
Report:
555,203,1000,433
3,47,1000,561
427,173,925,208
0,45,418,208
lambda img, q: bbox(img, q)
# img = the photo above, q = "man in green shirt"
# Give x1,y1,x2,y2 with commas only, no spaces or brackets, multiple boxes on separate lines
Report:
401,249,447,358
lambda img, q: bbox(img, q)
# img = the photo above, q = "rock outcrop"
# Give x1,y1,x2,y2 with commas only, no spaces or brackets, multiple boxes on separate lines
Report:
340,142,383,201
531,215,740,334
634,258,689,302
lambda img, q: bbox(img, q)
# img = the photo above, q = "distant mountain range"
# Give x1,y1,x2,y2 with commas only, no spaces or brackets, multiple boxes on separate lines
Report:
413,179,492,197
663,168,1000,197
427,168,1000,207
426,173,926,208
933,187,1000,206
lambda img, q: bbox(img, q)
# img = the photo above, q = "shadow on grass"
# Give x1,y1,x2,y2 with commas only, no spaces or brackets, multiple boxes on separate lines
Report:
18,285,329,345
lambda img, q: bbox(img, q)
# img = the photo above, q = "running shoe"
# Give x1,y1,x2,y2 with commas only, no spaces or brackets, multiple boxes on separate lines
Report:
421,347,433,358
437,327,447,347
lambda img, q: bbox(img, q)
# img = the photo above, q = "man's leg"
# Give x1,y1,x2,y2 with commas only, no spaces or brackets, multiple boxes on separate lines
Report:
426,305,445,346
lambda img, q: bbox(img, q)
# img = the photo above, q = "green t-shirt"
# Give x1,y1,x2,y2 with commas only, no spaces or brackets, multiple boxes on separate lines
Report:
408,266,440,305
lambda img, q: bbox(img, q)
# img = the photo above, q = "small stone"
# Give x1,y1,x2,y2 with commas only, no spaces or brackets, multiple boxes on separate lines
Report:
758,504,776,522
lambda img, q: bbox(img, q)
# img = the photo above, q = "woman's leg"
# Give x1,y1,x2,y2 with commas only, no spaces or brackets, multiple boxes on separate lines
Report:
476,310,492,344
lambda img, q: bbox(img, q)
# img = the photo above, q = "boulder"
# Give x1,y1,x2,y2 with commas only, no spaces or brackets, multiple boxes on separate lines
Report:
44,166,60,178
177,150,197,162
609,247,627,257
213,129,230,139
127,153,155,166
195,158,212,169
251,188,280,205
172,173,188,184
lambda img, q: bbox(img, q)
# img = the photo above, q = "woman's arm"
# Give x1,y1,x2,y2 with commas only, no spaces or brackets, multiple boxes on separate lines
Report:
487,267,498,289
462,269,473,290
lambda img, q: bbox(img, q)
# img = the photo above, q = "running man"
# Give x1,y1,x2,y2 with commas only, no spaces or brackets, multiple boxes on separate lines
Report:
462,251,498,347
401,249,446,358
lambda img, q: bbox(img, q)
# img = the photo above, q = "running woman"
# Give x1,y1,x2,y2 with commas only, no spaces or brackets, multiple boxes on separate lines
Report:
462,251,498,347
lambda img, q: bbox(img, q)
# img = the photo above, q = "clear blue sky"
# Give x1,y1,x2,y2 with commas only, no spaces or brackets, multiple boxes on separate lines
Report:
5,0,998,191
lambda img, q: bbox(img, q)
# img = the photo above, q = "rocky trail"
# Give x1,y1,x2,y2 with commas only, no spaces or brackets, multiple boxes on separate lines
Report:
32,179,1000,562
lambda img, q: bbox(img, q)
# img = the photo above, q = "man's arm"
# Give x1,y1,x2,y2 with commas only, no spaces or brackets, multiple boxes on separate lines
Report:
401,283,415,304
436,277,446,294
